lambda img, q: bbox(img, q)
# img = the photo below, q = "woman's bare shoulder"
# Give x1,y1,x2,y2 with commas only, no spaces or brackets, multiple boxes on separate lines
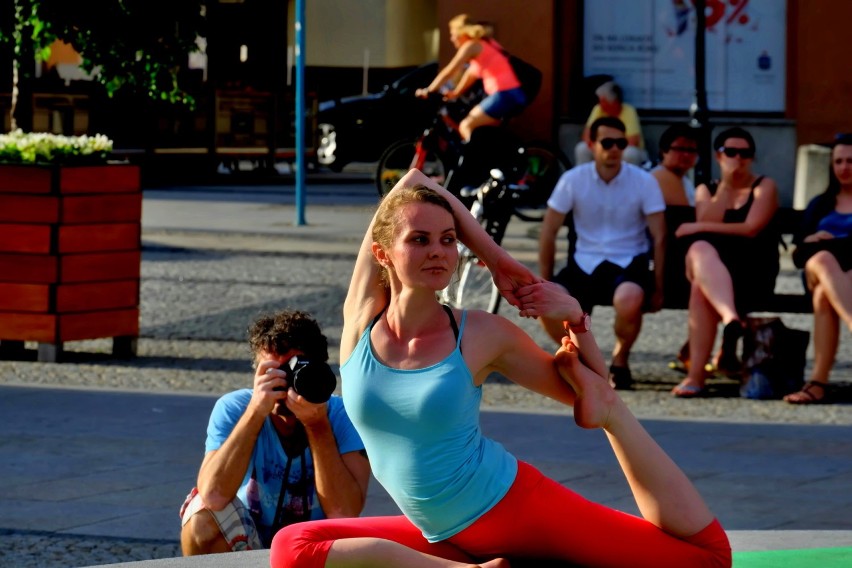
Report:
457,39,483,59
755,174,778,191
460,309,527,345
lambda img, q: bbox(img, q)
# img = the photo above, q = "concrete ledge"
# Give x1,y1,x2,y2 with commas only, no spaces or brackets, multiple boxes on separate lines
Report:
93,531,852,567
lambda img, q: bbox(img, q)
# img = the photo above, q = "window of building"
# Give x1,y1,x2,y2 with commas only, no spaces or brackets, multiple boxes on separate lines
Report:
582,0,786,112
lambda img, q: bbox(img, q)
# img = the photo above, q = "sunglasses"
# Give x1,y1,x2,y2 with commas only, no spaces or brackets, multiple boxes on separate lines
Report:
669,145,698,154
719,147,755,159
599,138,628,150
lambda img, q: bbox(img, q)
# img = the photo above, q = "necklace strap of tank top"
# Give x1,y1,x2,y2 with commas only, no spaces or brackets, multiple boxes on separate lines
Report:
442,304,459,343
369,307,386,330
371,305,461,351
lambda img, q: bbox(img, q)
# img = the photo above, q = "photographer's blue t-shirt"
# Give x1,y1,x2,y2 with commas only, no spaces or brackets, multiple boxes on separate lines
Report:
205,390,364,545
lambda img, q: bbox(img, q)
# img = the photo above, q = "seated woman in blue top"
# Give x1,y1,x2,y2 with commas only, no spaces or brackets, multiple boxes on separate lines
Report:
269,169,731,567
785,134,852,404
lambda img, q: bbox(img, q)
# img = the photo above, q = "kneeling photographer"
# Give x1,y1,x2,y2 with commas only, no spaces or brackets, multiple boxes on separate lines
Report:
180,310,370,555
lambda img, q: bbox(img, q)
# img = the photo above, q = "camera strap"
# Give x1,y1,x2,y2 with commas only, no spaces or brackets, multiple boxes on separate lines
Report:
271,444,310,530
272,422,311,530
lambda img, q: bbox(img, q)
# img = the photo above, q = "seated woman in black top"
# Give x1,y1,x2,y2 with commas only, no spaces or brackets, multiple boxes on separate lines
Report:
785,134,852,404
671,127,780,398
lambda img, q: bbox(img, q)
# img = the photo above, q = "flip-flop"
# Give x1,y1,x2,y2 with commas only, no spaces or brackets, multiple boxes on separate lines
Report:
672,382,706,398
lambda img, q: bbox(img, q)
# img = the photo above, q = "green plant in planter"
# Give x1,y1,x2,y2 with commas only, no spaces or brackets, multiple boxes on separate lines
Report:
0,129,113,165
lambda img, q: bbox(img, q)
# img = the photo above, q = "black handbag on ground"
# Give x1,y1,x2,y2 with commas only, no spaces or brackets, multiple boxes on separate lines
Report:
741,316,809,400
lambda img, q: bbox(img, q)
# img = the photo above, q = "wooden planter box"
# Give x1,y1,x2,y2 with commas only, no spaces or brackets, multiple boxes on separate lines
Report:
0,163,141,362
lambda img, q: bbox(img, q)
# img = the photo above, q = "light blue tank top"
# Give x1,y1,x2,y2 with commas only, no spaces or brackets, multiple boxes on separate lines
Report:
340,309,517,542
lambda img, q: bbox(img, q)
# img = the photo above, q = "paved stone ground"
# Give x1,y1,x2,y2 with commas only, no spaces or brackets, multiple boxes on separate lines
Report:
2,191,851,566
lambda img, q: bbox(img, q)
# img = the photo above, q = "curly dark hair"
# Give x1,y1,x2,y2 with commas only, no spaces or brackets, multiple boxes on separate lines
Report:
247,310,329,363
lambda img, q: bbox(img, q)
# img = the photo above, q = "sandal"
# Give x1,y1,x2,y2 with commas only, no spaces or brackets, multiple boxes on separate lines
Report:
608,365,633,390
672,381,707,398
783,381,829,405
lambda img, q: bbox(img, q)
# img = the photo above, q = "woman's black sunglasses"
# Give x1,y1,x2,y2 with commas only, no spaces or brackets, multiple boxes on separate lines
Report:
600,138,628,150
719,147,755,159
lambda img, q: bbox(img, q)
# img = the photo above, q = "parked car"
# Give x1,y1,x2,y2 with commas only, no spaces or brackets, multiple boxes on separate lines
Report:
315,62,441,171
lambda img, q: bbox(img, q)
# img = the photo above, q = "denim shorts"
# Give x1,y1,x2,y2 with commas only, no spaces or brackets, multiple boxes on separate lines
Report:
479,87,527,119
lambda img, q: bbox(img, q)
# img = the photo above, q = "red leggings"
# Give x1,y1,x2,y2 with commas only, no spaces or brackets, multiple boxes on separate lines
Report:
270,461,731,568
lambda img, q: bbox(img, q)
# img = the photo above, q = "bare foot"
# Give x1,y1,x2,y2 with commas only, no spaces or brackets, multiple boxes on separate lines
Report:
554,337,619,429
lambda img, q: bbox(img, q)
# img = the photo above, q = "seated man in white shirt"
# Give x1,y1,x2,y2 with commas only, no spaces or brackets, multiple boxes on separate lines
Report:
539,116,666,389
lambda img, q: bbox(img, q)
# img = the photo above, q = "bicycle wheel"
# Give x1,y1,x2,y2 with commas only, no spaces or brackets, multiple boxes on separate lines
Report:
440,201,502,314
447,252,502,313
375,139,449,198
516,143,571,206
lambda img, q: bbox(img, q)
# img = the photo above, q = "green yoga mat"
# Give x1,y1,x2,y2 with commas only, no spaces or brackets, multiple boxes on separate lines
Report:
733,546,852,567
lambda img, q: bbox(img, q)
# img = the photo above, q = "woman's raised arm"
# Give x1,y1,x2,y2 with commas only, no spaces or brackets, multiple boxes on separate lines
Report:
406,169,540,306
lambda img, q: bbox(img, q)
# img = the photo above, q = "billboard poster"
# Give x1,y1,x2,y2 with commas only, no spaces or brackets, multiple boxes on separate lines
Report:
583,0,786,112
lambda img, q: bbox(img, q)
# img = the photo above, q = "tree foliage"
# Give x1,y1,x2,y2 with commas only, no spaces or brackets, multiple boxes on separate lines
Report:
0,0,207,126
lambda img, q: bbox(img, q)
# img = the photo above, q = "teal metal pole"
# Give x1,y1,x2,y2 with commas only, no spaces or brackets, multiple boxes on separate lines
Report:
294,0,306,225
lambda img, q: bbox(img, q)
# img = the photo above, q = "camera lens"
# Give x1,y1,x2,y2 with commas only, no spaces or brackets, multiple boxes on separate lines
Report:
277,357,336,403
291,360,337,403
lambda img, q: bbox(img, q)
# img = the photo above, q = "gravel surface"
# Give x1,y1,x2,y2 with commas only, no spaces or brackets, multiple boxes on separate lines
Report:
2,231,850,567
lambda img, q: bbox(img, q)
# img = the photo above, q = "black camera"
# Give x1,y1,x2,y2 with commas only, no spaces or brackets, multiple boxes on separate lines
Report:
275,356,337,404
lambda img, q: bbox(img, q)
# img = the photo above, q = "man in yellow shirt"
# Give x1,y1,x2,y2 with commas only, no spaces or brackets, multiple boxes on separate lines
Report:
575,81,648,166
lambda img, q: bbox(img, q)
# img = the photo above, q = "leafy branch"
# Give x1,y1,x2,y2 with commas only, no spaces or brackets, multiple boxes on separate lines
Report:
0,0,206,129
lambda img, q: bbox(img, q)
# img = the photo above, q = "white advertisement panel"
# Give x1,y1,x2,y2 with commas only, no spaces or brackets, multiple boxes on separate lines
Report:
583,0,786,112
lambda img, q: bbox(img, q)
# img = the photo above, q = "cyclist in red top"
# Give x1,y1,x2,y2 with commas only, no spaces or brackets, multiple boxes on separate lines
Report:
416,14,527,142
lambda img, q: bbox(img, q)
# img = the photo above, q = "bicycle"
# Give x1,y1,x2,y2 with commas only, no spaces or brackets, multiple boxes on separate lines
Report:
439,168,552,314
375,93,570,204
375,93,467,197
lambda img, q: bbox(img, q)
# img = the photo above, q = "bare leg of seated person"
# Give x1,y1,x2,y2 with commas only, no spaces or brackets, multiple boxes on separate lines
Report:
804,251,852,332
622,146,648,166
574,141,593,166
181,509,233,556
785,283,839,404
786,254,852,404
609,281,644,389
673,242,742,397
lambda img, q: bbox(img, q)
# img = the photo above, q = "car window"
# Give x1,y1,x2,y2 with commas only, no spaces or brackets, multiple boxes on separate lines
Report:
391,62,438,95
